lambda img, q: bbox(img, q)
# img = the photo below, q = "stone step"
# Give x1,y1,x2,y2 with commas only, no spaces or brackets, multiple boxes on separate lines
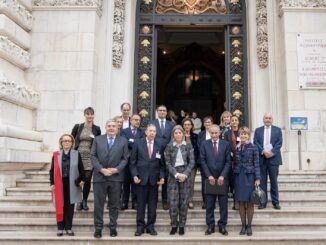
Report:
6,186,326,198
0,206,325,219
15,178,326,189
1,195,325,207
0,217,325,232
1,231,326,245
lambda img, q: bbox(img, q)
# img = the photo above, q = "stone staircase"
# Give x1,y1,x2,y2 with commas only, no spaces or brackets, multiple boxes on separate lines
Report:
1,169,326,244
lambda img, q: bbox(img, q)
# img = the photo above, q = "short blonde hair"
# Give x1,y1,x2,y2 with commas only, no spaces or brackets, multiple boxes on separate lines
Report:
58,133,75,149
219,111,232,127
238,126,251,138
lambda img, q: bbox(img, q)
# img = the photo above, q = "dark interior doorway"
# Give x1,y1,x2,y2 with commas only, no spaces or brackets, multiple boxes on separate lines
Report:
156,26,225,122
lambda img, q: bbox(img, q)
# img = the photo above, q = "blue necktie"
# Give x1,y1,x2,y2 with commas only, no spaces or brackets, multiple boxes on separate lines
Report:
160,120,165,134
108,137,114,149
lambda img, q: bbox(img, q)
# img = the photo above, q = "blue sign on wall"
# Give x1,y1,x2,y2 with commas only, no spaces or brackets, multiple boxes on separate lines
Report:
290,117,308,130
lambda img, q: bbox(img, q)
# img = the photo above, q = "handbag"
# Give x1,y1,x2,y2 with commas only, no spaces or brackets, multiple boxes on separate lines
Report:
250,185,267,206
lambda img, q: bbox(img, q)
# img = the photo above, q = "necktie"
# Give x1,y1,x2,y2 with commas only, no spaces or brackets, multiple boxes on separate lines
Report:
148,140,152,158
132,128,136,136
213,141,218,158
264,127,270,146
108,137,114,149
160,120,165,133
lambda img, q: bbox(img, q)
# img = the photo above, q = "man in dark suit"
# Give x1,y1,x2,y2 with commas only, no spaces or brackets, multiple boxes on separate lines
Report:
130,124,165,236
200,125,231,236
91,119,129,238
149,105,174,210
254,113,283,210
120,114,145,210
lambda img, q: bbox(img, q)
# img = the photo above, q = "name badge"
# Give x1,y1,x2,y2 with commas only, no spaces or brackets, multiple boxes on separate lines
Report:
156,153,161,159
237,137,240,142
90,134,95,138
129,138,134,142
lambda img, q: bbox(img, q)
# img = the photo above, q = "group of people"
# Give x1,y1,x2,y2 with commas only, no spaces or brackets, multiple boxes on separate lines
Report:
49,103,283,238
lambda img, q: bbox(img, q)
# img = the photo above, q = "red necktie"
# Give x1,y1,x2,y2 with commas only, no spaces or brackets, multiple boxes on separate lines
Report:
213,141,218,158
148,140,152,158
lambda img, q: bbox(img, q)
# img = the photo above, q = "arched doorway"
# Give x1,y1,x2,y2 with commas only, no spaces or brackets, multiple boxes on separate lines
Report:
134,0,247,127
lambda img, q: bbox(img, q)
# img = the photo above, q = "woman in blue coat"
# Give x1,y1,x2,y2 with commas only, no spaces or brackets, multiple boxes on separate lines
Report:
234,127,261,236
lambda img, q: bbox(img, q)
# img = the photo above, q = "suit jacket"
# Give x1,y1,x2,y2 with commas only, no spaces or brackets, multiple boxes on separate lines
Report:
130,138,165,186
200,139,231,179
71,123,101,150
188,132,199,165
91,134,129,182
234,143,261,180
197,130,209,150
164,142,195,178
253,125,283,166
120,127,145,152
149,119,174,149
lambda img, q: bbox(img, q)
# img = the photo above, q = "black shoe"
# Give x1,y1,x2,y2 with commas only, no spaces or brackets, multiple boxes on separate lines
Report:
202,204,206,209
205,227,215,235
132,203,137,210
219,227,228,236
179,227,185,235
258,204,266,209
93,229,102,238
162,203,170,210
273,204,281,210
76,202,82,211
82,200,89,210
120,204,128,210
134,229,144,236
239,226,246,235
66,230,75,236
57,230,63,236
110,229,118,237
147,229,158,236
246,225,252,236
170,227,177,235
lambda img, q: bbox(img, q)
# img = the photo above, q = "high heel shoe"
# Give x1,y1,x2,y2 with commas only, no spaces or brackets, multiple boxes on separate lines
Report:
76,202,82,210
82,199,89,210
246,225,252,236
57,230,63,236
179,227,185,235
239,226,246,235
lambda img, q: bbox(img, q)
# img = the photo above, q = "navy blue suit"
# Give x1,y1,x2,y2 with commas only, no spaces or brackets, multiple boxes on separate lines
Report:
120,127,145,208
253,125,282,206
130,138,165,231
200,139,231,229
149,119,174,203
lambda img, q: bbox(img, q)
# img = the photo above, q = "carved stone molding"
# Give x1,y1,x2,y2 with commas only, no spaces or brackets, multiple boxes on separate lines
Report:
0,74,40,109
112,0,125,69
33,0,103,16
256,0,268,69
0,0,33,31
0,36,30,69
279,0,326,16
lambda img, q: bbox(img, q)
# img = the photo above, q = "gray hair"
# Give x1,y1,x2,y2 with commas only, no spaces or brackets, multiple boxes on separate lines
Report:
105,119,118,126
209,124,220,132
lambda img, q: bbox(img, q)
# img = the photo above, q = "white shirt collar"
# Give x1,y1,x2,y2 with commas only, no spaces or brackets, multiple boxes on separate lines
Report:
173,141,186,146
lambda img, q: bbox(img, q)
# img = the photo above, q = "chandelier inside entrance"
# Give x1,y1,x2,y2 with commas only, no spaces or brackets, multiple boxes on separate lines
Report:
155,0,228,14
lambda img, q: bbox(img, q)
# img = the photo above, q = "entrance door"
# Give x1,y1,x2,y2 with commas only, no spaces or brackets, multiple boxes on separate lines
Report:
156,26,225,122
134,0,247,127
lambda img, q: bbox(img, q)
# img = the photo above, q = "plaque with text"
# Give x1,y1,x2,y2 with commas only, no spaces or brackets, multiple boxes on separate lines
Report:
297,33,326,89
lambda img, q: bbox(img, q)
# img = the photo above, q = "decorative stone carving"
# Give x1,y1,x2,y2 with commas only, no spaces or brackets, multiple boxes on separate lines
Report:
0,0,33,30
0,36,30,69
156,0,227,14
0,74,40,109
33,0,103,15
256,0,268,69
279,0,326,8
112,0,126,68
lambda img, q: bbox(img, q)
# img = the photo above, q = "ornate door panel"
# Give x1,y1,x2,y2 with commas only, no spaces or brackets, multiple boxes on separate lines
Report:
134,0,247,127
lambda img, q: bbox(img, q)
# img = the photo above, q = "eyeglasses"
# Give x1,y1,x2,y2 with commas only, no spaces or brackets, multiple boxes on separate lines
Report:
62,140,72,143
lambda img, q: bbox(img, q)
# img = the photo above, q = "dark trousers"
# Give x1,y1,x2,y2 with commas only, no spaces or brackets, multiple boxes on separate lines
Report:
205,193,228,229
135,182,158,231
83,170,93,201
94,181,121,230
122,166,136,207
200,166,206,205
260,160,279,205
57,177,75,230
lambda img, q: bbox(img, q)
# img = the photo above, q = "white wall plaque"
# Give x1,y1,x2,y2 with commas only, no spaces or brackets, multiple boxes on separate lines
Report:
297,33,326,89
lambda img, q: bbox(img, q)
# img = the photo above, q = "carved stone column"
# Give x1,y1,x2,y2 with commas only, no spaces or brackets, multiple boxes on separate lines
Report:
256,0,268,69
112,0,126,68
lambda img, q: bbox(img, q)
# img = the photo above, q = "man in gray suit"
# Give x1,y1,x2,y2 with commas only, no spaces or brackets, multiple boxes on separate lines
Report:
91,119,129,238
